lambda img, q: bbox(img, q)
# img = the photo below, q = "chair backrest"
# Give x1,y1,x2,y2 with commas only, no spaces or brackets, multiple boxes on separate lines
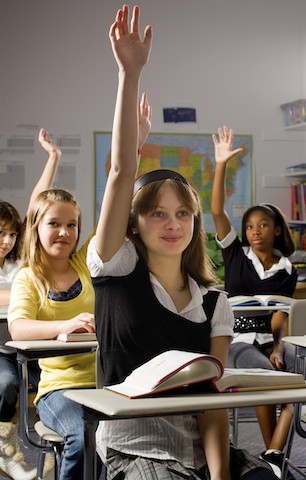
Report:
95,344,105,388
288,299,306,336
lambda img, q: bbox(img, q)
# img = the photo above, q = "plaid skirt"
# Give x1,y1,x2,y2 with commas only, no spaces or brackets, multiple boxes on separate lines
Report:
104,446,276,480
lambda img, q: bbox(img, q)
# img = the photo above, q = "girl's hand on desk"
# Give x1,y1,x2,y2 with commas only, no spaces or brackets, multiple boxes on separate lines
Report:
60,313,95,334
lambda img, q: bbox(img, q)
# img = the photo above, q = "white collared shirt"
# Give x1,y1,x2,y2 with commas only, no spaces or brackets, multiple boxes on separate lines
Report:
216,227,292,345
87,236,234,468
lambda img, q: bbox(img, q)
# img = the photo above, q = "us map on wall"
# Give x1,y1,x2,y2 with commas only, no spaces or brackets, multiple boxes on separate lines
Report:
94,132,253,233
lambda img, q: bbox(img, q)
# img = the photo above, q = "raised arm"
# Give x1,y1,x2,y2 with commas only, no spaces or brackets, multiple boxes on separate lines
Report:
95,5,152,261
138,92,152,153
27,128,61,214
211,126,243,241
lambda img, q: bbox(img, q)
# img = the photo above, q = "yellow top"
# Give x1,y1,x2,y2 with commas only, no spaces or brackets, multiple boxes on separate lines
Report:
8,235,96,403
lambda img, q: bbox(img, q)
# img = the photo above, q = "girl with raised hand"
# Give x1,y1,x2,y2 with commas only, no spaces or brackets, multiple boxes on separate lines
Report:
7,87,152,480
87,6,277,480
212,126,297,479
0,128,62,480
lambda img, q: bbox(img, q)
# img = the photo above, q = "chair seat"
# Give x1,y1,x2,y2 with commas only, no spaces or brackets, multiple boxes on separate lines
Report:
300,405,306,423
34,421,64,444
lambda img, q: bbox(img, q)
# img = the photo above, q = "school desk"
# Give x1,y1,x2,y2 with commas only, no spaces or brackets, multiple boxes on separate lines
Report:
65,385,306,479
6,340,98,455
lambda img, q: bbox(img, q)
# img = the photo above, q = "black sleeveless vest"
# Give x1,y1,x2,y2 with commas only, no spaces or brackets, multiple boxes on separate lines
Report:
92,258,220,385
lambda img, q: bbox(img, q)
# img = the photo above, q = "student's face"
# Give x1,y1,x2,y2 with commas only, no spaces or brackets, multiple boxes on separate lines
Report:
0,224,18,261
136,185,194,259
38,202,79,260
245,210,280,253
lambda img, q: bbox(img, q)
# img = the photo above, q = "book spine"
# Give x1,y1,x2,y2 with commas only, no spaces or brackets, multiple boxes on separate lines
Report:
302,182,306,221
291,182,299,220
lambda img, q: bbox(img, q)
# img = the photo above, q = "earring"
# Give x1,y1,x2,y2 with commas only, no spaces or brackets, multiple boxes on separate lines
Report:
132,230,138,235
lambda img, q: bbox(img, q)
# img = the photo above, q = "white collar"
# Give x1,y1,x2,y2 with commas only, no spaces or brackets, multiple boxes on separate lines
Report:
243,246,292,280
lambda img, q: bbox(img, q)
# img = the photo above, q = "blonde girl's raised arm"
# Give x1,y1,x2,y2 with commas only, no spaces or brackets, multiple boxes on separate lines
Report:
27,128,62,214
95,5,152,262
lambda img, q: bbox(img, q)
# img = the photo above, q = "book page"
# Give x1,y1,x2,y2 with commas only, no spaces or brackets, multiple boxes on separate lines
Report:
107,350,223,397
215,368,305,392
228,295,291,306
122,351,216,388
57,332,97,342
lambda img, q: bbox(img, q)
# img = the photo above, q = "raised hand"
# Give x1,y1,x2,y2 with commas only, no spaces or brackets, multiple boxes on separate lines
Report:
138,92,152,151
38,128,61,158
109,5,152,73
212,126,244,165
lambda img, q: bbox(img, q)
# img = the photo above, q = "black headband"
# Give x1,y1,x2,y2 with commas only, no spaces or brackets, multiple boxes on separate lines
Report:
133,169,188,196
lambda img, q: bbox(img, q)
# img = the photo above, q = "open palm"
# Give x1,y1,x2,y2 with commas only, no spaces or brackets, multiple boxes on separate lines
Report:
212,126,243,164
109,5,152,73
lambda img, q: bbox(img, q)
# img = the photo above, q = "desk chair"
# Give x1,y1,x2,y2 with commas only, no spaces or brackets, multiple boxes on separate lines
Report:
231,300,306,449
288,298,306,336
35,344,104,480
281,300,306,479
7,341,97,480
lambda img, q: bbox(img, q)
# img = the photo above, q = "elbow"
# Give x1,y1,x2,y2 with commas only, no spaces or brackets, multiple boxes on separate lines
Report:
9,320,24,340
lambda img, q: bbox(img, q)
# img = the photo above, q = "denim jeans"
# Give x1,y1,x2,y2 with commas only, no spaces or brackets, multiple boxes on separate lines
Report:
228,341,295,373
0,353,19,421
37,389,85,480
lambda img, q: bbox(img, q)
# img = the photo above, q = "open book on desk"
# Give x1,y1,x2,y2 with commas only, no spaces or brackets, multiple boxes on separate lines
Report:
105,350,305,398
228,294,292,307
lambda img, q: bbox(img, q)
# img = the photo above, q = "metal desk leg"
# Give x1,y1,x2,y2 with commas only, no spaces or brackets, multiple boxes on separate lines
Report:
83,408,99,479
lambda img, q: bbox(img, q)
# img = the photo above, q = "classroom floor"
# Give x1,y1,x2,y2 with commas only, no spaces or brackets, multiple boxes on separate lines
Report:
0,407,306,479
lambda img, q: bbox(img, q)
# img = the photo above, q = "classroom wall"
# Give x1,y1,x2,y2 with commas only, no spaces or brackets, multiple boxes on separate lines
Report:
1,0,306,241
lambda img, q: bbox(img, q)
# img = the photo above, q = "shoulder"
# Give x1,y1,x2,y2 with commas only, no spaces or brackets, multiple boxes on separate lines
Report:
205,287,235,335
13,265,32,282
216,227,239,249
87,236,138,278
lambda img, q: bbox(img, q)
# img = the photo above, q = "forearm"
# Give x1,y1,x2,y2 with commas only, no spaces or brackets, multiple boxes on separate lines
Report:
211,163,227,216
270,311,287,368
111,70,141,178
0,290,11,306
198,409,231,480
211,163,231,239
271,311,287,344
9,318,66,340
28,150,60,212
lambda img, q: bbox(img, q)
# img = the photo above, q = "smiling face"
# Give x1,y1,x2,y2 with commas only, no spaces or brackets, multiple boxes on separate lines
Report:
37,201,79,260
245,210,281,254
136,184,194,260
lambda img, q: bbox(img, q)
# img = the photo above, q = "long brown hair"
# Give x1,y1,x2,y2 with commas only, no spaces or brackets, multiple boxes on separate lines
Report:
22,189,81,307
127,178,217,288
0,201,23,262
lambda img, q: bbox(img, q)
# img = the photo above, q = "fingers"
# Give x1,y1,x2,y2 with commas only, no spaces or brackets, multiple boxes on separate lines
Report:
109,5,152,46
215,126,238,147
131,5,139,34
38,128,51,145
78,313,95,332
139,93,152,120
143,24,153,46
